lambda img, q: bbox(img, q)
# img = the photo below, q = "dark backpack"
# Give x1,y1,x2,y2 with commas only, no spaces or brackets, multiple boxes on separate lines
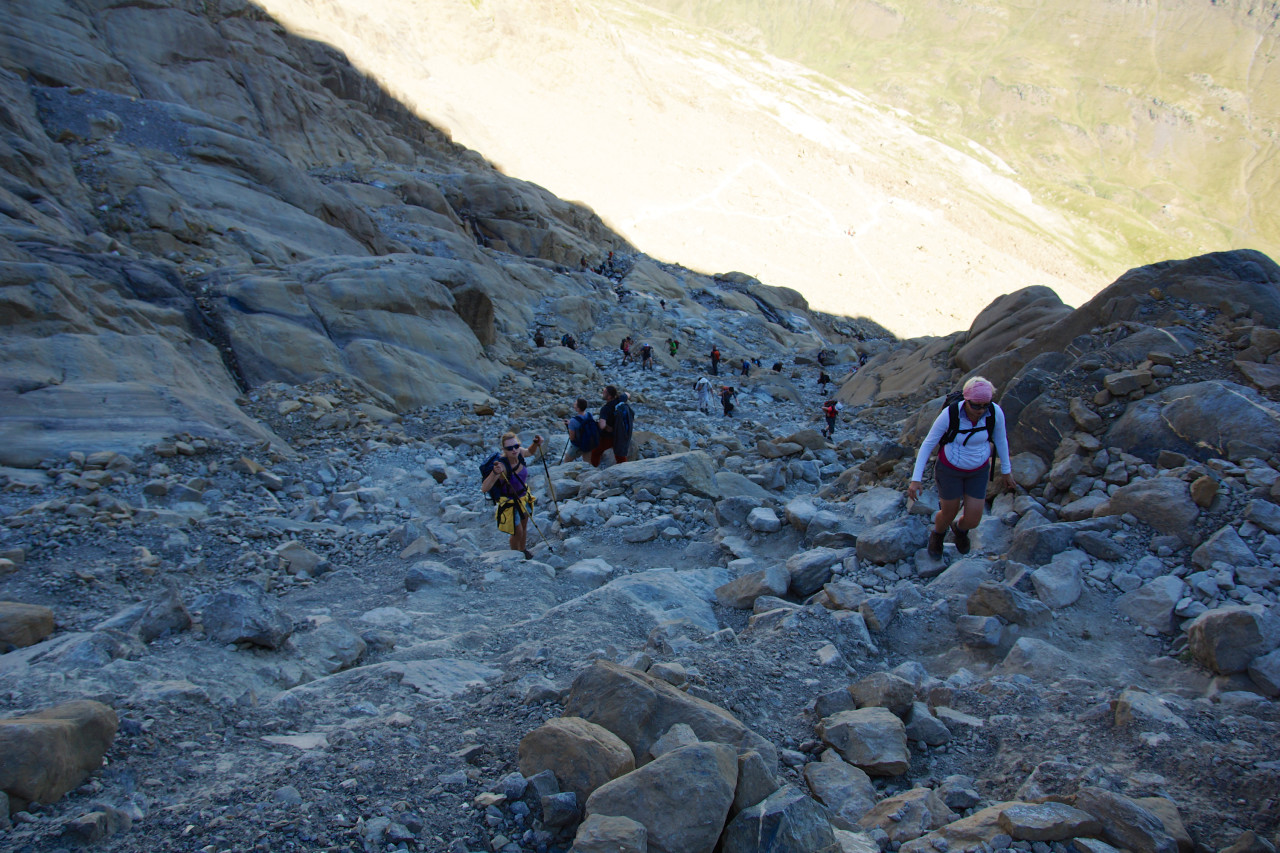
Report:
940,391,995,448
570,412,600,451
479,453,515,503
613,400,634,443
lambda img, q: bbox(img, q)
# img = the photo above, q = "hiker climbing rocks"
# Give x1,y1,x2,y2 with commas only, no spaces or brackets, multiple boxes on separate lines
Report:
480,431,544,559
667,338,678,357
818,370,832,392
821,399,842,438
563,397,599,464
640,343,654,370
772,361,782,372
710,347,721,375
533,330,545,347
560,333,576,350
720,385,738,417
907,376,1014,559
620,336,633,364
590,385,634,467
740,358,750,376
694,376,713,414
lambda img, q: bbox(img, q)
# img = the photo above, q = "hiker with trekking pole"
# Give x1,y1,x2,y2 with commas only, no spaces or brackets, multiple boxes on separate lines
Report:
479,431,545,559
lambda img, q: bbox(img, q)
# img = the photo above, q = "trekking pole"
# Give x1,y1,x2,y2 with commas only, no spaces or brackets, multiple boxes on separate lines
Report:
527,510,554,555
559,437,571,465
538,444,562,523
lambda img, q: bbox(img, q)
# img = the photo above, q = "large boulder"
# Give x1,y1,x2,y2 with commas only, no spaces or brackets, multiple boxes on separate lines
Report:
198,580,294,649
720,785,840,853
856,517,929,565
584,742,738,853
0,700,118,805
858,787,957,843
1117,577,1188,635
816,708,909,776
1097,478,1199,541
563,661,776,769
0,602,56,649
1186,605,1280,674
1106,381,1280,464
518,717,635,803
804,757,878,830
579,451,719,499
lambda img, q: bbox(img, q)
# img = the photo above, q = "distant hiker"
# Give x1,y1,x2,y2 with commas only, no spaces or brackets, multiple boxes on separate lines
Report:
858,352,868,367
564,397,600,464
561,333,576,350
740,358,750,377
907,376,1015,559
667,338,678,357
772,361,782,372
480,431,544,559
694,376,713,414
660,299,667,310
534,330,545,347
640,343,654,370
720,385,738,417
818,370,831,392
821,399,842,438
591,385,634,467
621,336,633,364
710,347,721,376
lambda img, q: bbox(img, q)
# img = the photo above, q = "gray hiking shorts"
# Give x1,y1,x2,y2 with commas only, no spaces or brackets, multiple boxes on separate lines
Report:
936,460,989,501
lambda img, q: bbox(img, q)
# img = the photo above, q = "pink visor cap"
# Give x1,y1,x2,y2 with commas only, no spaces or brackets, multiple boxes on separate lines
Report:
963,378,995,404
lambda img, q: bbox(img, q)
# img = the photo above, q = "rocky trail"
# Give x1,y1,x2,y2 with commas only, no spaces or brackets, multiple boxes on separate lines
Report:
2,1,1280,852
5,259,1280,853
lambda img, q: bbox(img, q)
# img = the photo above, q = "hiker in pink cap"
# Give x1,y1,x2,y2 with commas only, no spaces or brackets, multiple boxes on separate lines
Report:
907,376,1015,559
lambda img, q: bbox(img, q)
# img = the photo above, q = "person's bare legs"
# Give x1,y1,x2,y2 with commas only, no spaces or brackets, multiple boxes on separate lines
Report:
933,497,962,533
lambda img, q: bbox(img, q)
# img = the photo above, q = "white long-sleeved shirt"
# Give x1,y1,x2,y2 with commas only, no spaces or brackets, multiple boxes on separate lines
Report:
911,402,1012,481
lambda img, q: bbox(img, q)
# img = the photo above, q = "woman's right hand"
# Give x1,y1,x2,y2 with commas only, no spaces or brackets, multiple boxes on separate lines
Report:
906,481,922,501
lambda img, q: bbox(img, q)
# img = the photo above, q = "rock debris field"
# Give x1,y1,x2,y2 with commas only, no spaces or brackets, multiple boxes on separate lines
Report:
4,250,1280,853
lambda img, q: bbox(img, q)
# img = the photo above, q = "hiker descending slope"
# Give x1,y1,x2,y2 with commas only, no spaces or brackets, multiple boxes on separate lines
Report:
480,431,545,559
907,376,1014,558
694,376,713,414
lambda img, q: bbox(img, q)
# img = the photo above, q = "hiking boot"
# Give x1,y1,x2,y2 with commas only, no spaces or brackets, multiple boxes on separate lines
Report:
951,522,971,555
522,549,535,560
927,528,944,559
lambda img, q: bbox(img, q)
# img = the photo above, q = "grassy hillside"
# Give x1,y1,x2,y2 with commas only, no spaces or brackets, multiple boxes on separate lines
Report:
637,0,1280,268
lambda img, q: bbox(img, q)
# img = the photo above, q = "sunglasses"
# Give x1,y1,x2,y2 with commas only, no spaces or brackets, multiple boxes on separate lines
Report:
504,443,521,451
966,401,989,411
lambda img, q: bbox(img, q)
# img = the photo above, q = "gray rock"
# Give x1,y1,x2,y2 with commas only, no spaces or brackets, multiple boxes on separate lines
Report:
1247,647,1280,696
747,506,783,533
584,742,738,853
0,602,56,650
1031,549,1087,608
1107,380,1280,465
564,660,777,771
1190,525,1256,570
856,516,928,565
720,784,839,853
955,614,1004,648
571,813,647,853
517,716,635,803
715,566,790,609
804,756,877,830
787,547,855,597
1186,604,1280,673
857,786,956,843
732,749,781,816
1117,576,1187,634
1098,477,1199,541
816,707,909,776
858,594,899,632
580,451,719,499
1244,499,1280,534
966,581,1051,626
903,703,951,746
927,558,993,598
996,801,1102,842
199,581,293,649
848,672,915,717
1073,786,1178,853
405,560,461,590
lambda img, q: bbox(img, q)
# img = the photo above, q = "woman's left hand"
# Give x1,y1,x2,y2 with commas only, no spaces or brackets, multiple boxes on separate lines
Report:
1001,473,1017,492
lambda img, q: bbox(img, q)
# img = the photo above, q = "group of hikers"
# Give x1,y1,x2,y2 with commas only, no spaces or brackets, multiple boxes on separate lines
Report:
488,329,1014,562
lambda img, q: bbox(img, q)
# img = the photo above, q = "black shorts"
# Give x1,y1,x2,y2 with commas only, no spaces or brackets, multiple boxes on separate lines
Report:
936,460,989,500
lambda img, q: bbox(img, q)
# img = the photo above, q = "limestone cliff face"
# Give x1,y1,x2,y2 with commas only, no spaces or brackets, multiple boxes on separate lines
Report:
0,0,835,466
